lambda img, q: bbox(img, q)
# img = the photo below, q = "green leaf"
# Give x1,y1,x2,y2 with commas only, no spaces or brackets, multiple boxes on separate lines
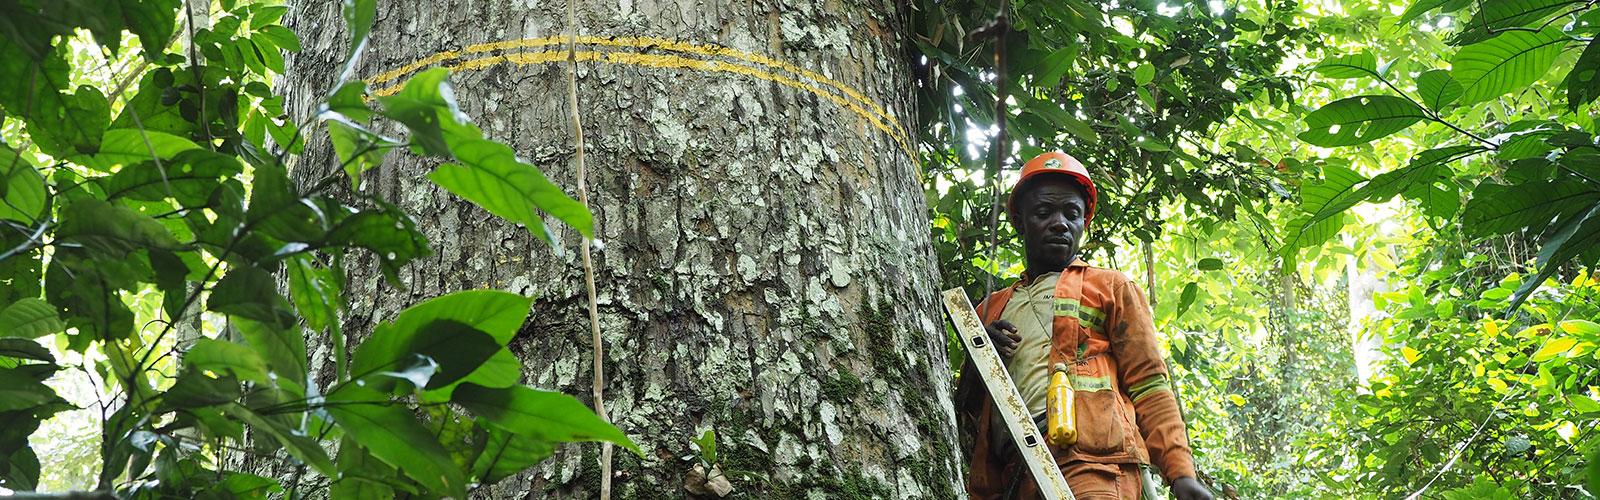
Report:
0,146,46,223
222,405,336,476
55,198,182,255
1311,51,1378,79
235,318,307,391
208,265,296,329
1134,62,1156,85
1175,282,1199,319
0,299,62,339
1452,0,1577,45
0,369,62,412
1031,45,1079,88
1298,95,1428,147
1397,0,1452,24
692,429,717,465
331,436,400,499
256,25,301,52
285,255,340,334
0,338,51,364
378,68,461,157
1415,69,1463,110
79,128,201,172
101,149,242,207
1282,213,1346,255
429,137,594,241
1450,28,1568,105
339,0,377,81
1567,38,1600,111
159,371,243,409
322,204,430,284
471,425,555,484
1196,258,1224,271
117,0,180,61
1561,319,1600,338
351,290,531,388
453,383,640,454
185,339,270,384
1530,337,1579,362
326,383,468,498
28,85,110,159
327,120,399,189
1508,204,1600,311
1461,181,1600,238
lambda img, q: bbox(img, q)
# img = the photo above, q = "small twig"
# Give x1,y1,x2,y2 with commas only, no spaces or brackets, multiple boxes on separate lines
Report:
978,0,1011,298
563,1,613,498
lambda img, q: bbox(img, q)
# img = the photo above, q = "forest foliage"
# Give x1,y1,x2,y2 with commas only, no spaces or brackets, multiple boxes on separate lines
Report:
1,0,1599,498
0,0,633,497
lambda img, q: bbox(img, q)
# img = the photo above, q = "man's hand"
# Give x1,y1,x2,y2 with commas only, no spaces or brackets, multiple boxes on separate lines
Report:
1171,477,1213,500
985,320,1021,357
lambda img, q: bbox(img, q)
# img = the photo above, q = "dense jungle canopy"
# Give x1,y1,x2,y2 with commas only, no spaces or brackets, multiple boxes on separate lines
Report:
1,0,1599,498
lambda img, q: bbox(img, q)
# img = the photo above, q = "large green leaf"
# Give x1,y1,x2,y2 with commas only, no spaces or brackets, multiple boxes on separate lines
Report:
1567,38,1600,111
0,369,63,412
350,290,531,385
1462,181,1600,237
339,0,377,81
79,128,201,172
185,338,270,384
1298,95,1428,147
1451,0,1580,45
1508,204,1600,311
1415,69,1462,110
0,146,45,224
452,383,640,454
207,265,296,329
101,149,242,207
321,204,430,284
471,425,555,484
1397,0,1453,24
429,137,594,241
28,85,110,159
1451,28,1568,105
221,405,335,476
55,198,182,255
0,338,52,364
0,299,63,339
235,318,307,391
326,383,467,498
1311,51,1379,79
285,255,340,334
117,0,180,60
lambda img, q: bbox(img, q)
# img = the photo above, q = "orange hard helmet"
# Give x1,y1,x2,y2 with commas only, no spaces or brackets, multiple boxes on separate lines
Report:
1007,152,1098,224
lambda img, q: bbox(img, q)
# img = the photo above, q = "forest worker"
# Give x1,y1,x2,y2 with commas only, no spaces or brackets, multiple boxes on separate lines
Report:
955,151,1213,500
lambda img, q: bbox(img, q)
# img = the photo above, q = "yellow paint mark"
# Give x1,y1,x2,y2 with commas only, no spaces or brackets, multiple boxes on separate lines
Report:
368,50,460,88
370,49,915,160
364,35,912,157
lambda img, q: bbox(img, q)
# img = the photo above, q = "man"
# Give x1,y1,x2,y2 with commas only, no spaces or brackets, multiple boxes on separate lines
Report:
955,152,1212,500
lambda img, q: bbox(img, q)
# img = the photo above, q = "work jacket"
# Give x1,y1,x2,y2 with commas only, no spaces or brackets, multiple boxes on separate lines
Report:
956,259,1196,496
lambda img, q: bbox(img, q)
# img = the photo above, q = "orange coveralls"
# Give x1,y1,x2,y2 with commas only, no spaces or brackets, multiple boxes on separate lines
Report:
956,260,1196,499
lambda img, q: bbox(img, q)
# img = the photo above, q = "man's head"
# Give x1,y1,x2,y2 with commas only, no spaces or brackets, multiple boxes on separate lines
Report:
1008,152,1097,277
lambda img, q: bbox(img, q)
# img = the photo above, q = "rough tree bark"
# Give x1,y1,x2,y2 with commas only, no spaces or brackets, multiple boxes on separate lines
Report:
275,0,961,496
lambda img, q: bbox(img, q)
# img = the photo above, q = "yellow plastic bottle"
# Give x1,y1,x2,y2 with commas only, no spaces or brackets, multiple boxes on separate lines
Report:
1046,363,1077,447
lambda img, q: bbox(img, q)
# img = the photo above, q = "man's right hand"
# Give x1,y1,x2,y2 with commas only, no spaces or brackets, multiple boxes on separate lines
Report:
986,320,1021,357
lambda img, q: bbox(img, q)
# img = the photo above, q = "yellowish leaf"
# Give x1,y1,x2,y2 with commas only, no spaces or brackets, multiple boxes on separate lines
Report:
1531,337,1578,362
1483,318,1500,338
1402,346,1421,364
1487,377,1508,393
1559,320,1600,336
1228,394,1247,406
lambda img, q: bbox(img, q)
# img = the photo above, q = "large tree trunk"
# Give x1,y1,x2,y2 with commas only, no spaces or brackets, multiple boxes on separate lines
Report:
277,0,960,496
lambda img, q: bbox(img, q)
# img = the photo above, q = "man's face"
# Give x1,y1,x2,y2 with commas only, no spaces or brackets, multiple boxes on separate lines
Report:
1014,177,1088,274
